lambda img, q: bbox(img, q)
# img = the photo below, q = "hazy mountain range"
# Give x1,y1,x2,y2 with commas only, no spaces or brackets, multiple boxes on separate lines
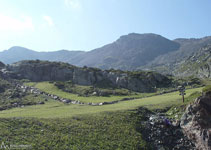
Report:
1,33,211,77
0,46,84,64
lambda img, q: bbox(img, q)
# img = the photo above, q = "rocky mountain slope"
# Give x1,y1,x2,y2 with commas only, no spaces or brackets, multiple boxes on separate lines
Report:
141,36,211,74
171,45,211,78
3,60,172,93
146,36,211,66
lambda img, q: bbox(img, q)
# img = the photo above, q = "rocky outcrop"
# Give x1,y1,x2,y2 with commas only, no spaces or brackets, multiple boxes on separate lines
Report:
139,109,195,150
180,91,211,150
5,60,171,92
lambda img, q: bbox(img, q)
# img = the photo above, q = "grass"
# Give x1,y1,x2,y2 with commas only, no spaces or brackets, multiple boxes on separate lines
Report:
24,82,155,103
0,87,202,118
0,111,149,150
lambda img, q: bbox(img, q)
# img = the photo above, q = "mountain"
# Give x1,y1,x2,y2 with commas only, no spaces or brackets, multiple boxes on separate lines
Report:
69,33,180,70
1,33,211,78
142,36,211,74
0,46,84,64
172,44,211,78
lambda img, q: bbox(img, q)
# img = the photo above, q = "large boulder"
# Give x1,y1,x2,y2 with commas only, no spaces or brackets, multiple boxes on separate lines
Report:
180,91,211,150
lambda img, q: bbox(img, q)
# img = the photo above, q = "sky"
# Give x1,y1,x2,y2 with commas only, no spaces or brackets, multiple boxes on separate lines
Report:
0,0,211,52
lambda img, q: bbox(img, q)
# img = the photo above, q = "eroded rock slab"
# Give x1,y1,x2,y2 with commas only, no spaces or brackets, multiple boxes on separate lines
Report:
180,92,211,150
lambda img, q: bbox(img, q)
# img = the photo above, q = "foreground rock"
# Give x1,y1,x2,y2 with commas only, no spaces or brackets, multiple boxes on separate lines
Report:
140,110,195,150
180,91,211,150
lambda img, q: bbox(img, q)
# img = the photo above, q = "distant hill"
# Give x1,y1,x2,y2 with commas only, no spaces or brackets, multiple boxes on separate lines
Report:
0,46,84,64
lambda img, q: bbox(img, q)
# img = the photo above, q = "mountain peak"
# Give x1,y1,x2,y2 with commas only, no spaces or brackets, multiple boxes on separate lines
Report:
74,33,180,70
117,33,165,43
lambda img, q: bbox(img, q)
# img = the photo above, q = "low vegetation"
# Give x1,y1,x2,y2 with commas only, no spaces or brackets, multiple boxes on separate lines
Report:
202,85,211,93
0,78,11,93
0,111,149,150
0,79,48,110
54,80,137,96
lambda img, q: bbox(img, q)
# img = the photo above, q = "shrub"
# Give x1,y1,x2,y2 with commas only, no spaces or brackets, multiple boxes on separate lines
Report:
202,85,211,93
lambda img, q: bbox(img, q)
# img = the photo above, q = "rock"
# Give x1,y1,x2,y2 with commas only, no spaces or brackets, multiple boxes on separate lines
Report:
158,146,165,150
140,110,195,150
71,101,77,104
6,60,171,92
98,103,103,106
172,120,180,127
180,92,211,150
92,91,97,96
62,99,71,103
53,96,58,100
38,102,45,104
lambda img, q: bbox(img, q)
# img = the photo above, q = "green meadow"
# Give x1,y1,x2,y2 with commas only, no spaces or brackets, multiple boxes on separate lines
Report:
0,87,202,118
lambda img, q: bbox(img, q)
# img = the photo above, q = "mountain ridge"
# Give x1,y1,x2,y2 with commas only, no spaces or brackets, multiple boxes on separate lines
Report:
1,33,211,78
0,46,84,64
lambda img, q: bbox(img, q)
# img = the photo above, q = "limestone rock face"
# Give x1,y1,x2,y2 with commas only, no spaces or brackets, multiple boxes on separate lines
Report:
180,92,211,150
73,68,95,85
7,60,74,81
6,60,171,92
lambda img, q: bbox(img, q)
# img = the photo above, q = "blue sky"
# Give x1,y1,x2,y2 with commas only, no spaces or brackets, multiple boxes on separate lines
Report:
0,0,211,52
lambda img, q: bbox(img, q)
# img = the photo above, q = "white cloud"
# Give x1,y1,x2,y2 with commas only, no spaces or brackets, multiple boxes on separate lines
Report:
64,0,81,10
43,15,54,27
0,13,34,32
